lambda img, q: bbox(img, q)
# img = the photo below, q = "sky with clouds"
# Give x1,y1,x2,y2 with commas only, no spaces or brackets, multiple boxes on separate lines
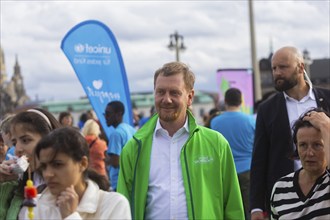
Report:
1,0,329,102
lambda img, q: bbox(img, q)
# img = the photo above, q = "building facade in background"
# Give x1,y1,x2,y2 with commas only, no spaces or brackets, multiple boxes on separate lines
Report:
1,46,329,125
0,46,30,117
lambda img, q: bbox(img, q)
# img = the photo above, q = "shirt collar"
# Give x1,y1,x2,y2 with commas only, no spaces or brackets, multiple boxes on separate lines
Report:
283,81,315,101
155,117,189,136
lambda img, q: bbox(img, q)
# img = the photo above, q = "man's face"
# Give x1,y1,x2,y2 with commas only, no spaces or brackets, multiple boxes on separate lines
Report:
273,67,299,92
154,73,193,124
271,50,302,92
104,106,116,127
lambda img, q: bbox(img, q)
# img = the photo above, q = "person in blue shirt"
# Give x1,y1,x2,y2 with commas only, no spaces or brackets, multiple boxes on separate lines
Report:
138,106,155,128
211,87,255,220
104,101,136,191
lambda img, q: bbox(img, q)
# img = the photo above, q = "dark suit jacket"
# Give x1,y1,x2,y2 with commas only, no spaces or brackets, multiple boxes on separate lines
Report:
250,87,330,214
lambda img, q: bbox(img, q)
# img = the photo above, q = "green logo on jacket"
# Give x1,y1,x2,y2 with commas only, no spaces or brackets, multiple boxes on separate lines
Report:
194,156,214,164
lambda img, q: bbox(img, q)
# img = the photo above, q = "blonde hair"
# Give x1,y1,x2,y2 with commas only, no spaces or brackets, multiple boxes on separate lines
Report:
81,119,101,136
154,61,195,91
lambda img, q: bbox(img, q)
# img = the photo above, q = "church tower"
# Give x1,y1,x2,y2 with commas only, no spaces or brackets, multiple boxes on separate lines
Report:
12,55,26,99
0,46,7,85
0,48,30,116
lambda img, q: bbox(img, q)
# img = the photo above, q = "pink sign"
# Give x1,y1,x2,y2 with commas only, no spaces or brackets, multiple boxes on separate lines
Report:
217,69,254,114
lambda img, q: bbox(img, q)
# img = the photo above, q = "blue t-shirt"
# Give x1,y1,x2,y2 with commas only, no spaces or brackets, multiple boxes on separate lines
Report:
138,116,150,128
211,111,255,173
107,123,136,190
5,146,16,160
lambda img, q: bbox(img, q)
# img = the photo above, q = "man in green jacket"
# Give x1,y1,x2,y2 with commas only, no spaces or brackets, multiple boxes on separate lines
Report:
117,62,244,220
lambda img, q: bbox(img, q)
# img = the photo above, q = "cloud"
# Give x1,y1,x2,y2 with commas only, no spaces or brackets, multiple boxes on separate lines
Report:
1,0,329,101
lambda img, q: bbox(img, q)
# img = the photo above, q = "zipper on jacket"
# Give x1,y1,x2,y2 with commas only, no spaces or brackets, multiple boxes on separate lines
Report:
182,128,199,220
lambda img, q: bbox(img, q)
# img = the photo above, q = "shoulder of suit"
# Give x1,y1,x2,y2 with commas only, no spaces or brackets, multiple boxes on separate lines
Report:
259,92,282,109
313,87,330,95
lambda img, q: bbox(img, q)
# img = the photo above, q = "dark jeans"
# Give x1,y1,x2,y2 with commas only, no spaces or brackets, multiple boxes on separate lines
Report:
238,170,250,220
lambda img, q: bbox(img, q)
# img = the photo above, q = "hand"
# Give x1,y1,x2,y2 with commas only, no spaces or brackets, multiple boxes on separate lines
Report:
0,172,18,182
251,211,266,220
0,159,17,175
56,185,79,219
303,111,330,130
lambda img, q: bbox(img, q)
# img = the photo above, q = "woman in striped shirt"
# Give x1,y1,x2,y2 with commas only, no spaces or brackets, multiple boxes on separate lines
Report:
270,108,330,220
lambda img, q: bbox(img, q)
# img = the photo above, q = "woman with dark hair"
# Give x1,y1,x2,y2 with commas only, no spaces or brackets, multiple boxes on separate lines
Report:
58,111,73,127
24,127,131,219
0,108,61,219
270,108,330,219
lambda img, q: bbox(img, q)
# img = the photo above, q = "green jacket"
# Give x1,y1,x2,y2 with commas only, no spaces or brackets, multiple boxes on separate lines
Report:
117,111,244,220
0,180,23,220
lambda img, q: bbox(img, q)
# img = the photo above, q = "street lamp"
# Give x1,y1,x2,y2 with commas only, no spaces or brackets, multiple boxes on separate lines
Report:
168,31,186,61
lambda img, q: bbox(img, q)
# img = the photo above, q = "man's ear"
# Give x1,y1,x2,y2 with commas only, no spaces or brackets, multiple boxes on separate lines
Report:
187,89,195,106
298,62,305,74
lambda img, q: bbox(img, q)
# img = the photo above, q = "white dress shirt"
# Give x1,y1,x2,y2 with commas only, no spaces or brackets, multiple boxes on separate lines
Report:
252,84,317,215
145,118,189,220
284,84,317,170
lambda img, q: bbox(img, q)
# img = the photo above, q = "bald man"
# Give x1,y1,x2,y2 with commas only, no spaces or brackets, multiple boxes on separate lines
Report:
250,46,330,220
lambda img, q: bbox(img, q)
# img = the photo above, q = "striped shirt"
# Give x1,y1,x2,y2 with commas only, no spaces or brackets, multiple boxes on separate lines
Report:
270,168,330,220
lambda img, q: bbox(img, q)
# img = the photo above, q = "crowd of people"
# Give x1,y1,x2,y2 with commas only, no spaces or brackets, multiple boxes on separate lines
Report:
0,45,329,220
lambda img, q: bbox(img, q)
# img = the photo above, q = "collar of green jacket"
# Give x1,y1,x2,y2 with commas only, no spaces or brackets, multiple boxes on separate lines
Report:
117,108,245,220
134,109,198,139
